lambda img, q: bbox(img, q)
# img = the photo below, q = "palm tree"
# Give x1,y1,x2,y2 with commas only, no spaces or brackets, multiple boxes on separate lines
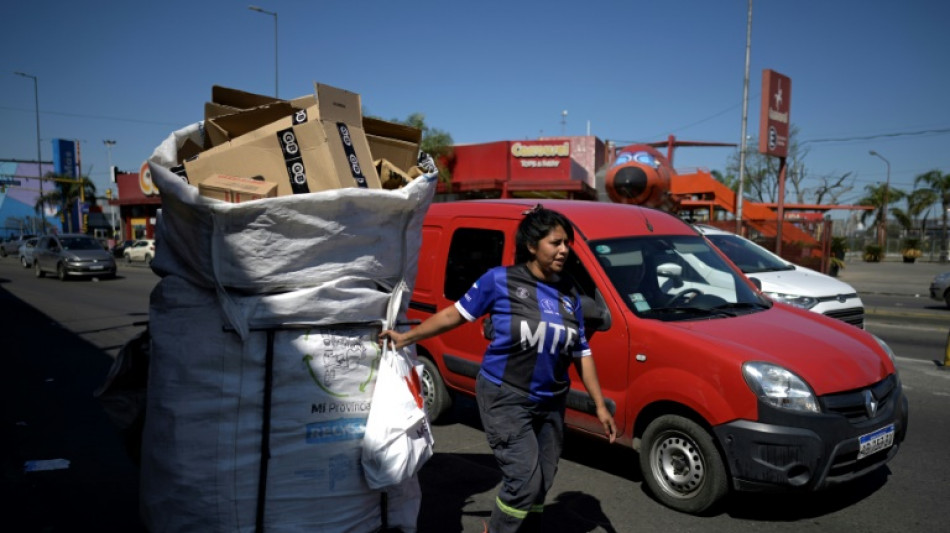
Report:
858,183,905,246
891,188,938,235
34,172,98,233
914,170,950,260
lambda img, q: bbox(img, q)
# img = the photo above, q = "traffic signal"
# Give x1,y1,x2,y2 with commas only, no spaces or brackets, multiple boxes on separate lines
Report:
106,188,112,199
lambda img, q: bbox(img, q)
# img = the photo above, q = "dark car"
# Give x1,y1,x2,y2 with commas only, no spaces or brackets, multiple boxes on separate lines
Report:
111,239,136,258
33,234,117,280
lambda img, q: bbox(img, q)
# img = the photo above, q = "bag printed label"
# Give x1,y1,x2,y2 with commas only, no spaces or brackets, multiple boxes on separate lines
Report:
305,417,366,444
301,331,378,399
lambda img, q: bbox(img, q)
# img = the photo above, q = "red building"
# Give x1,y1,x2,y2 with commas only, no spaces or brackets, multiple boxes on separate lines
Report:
110,162,160,240
438,136,606,200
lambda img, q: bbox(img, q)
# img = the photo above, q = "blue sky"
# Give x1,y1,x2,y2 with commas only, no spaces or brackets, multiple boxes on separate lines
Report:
2,0,948,211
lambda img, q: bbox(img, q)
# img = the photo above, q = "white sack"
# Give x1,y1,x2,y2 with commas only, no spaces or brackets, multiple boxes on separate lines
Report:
140,162,435,532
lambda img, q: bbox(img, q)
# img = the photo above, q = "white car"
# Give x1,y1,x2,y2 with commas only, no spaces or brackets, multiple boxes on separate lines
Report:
123,239,156,265
696,225,864,328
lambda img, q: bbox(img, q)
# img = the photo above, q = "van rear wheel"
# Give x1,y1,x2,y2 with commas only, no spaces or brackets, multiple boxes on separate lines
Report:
419,356,452,422
639,414,728,515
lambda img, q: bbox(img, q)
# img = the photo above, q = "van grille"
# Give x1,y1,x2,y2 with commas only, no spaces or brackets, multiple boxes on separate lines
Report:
820,374,897,423
823,307,864,328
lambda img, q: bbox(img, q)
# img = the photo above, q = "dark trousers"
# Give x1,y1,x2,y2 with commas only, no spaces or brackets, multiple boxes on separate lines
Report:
476,374,565,533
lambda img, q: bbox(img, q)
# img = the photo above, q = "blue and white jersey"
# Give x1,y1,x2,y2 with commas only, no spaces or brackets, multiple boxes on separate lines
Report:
455,264,591,403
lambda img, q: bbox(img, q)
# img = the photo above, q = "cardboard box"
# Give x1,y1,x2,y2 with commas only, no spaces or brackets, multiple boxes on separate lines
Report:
377,159,411,190
313,83,380,190
183,83,381,197
205,102,297,148
364,117,422,173
198,174,277,203
204,86,318,149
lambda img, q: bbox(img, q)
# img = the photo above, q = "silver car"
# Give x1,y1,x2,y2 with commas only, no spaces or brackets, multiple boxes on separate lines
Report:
930,271,950,308
33,234,117,280
18,237,39,268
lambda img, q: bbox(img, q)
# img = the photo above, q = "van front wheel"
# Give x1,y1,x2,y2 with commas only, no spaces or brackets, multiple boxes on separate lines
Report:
418,356,452,423
640,414,728,515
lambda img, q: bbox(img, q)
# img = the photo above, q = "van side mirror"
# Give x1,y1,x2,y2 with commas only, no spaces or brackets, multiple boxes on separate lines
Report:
748,276,762,290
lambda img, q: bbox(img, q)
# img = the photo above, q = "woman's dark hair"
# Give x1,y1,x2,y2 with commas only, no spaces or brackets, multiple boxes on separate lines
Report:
515,205,575,264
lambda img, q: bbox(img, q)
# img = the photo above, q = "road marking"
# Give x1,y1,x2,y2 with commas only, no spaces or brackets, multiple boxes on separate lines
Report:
867,321,946,333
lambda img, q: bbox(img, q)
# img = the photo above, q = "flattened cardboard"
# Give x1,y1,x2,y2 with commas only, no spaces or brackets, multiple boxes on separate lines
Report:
377,158,412,190
198,174,277,203
185,105,334,196
313,83,380,191
211,85,281,110
205,102,296,148
184,83,381,197
364,117,422,173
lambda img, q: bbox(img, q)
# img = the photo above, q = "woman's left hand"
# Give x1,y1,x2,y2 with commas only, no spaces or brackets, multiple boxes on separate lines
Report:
597,406,618,443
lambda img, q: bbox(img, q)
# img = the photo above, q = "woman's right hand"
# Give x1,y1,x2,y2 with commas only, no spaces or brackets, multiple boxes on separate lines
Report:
379,329,410,350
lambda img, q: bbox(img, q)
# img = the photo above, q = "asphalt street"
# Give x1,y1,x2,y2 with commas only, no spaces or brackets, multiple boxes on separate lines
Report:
0,257,946,532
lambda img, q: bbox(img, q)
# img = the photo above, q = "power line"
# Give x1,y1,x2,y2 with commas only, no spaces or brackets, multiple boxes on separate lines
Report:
800,128,950,145
1,105,186,127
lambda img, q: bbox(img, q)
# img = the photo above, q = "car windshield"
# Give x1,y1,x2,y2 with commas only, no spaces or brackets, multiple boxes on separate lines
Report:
591,235,770,322
60,237,103,251
704,233,795,274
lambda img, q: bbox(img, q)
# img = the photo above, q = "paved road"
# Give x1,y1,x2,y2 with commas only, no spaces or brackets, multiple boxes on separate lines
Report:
1,258,946,532
836,257,946,298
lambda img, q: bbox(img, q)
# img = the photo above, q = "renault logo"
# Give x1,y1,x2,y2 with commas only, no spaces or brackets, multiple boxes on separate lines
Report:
864,390,878,418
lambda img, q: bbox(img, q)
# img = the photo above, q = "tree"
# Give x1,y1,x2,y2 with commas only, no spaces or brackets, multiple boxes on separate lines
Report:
379,112,454,183
891,187,937,235
914,169,950,258
857,183,906,245
34,172,98,233
725,126,854,206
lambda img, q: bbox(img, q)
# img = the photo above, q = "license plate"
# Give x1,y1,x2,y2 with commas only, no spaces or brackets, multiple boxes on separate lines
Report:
89,265,105,270
857,424,895,460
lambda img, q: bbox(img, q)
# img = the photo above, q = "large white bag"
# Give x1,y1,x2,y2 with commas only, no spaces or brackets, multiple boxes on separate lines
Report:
140,161,436,532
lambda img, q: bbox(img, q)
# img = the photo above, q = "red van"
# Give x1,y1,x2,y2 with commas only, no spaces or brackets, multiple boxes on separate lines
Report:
408,199,907,514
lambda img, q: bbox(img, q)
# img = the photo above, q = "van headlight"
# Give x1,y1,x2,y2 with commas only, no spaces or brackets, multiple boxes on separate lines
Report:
742,362,820,413
763,292,818,310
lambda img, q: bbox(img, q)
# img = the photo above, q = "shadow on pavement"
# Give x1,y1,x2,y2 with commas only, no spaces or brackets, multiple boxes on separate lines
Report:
0,285,145,532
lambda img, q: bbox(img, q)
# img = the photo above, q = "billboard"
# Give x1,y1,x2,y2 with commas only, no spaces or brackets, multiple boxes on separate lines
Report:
758,69,791,158
53,139,77,177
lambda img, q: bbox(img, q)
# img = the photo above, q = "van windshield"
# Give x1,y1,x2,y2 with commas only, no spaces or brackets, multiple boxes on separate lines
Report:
591,235,770,321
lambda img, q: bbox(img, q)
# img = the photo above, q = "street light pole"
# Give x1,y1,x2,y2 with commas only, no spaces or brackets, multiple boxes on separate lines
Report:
869,150,891,249
104,140,117,237
249,5,278,98
14,71,43,233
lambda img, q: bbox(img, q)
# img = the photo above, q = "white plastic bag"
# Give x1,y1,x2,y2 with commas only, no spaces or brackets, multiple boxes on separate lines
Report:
361,341,434,489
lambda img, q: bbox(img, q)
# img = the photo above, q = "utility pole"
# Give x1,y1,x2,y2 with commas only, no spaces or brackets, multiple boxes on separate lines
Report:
735,0,753,235
104,140,117,238
249,6,279,98
14,71,43,233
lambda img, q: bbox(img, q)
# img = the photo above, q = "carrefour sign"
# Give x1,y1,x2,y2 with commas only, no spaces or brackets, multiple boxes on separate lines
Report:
511,142,570,158
508,140,573,179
